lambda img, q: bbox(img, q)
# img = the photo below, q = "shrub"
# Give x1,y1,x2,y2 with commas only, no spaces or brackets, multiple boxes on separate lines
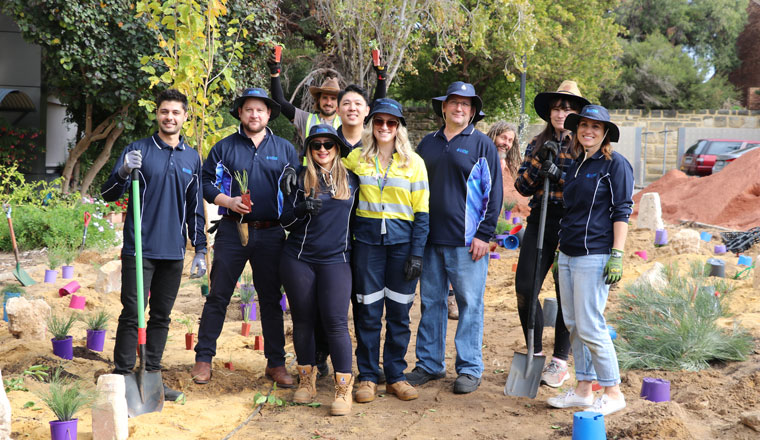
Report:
0,121,42,172
36,368,96,421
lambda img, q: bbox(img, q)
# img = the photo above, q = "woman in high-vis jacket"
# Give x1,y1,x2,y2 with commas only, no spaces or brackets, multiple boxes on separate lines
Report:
342,98,429,404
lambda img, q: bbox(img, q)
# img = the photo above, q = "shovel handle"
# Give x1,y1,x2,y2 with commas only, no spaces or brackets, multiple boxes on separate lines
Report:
84,211,91,227
5,205,21,263
131,169,146,331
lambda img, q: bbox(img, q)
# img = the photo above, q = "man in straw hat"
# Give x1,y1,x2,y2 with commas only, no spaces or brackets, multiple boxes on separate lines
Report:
513,80,589,389
191,87,298,389
407,81,502,394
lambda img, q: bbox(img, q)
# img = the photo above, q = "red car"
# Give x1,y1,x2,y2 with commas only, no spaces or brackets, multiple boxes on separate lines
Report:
680,139,758,176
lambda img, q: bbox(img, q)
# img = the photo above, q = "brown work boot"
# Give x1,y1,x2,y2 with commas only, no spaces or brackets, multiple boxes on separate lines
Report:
354,380,377,403
448,294,459,320
331,373,354,416
386,380,418,401
293,365,318,403
265,365,294,388
190,361,212,384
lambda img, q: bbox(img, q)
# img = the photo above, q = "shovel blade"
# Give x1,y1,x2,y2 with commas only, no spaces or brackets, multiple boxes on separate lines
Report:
125,370,164,417
13,264,36,286
504,352,545,398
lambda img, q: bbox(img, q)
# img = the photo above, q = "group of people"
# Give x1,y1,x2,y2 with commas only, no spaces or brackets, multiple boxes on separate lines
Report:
102,48,633,418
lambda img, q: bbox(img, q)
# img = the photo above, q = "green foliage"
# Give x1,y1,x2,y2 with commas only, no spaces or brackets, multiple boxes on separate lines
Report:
36,368,97,421
2,285,25,295
253,383,284,407
0,121,43,172
233,170,249,194
495,219,510,235
2,365,48,393
0,163,79,208
176,317,195,334
47,313,79,340
81,310,111,331
503,200,517,212
47,247,67,270
613,261,754,371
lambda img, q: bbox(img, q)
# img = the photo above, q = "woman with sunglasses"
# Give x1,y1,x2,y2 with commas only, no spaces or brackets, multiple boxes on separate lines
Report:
280,124,360,416
342,98,429,404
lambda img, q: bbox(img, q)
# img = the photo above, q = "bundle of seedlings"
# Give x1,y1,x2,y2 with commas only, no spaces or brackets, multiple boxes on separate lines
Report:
612,261,753,371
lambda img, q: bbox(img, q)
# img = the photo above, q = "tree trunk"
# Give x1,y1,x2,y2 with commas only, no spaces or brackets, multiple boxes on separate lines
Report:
79,122,125,197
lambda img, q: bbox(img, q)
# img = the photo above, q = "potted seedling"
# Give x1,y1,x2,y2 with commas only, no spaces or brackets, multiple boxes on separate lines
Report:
503,200,517,221
60,246,77,280
37,368,97,440
47,313,78,360
82,310,110,352
45,247,65,284
234,169,251,210
224,354,235,371
177,317,195,350
2,284,24,322
241,305,252,337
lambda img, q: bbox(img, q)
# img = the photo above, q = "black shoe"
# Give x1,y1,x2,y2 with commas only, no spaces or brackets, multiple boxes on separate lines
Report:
377,367,386,385
163,383,184,402
316,360,329,378
405,367,445,386
453,374,481,394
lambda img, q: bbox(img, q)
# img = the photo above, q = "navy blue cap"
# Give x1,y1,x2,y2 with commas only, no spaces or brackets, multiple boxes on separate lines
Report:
230,87,280,120
365,98,406,126
564,105,620,143
432,81,484,123
304,124,350,158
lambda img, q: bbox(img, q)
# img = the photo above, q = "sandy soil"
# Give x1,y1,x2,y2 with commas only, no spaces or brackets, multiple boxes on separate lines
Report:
1,222,759,439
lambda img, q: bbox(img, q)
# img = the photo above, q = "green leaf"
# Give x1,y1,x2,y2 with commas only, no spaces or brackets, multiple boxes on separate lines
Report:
23,401,35,408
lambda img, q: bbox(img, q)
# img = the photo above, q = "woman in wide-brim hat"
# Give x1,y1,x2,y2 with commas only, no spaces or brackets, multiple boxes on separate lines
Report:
548,104,633,416
342,98,430,405
279,124,359,416
512,80,590,390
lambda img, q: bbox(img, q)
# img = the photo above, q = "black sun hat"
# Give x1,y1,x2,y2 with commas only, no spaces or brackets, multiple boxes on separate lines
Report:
564,105,620,143
304,124,350,158
533,80,591,122
230,87,280,120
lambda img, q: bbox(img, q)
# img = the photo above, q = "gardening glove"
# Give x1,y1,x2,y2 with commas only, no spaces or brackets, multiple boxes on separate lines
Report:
551,251,559,278
535,140,559,162
190,250,207,279
539,160,561,183
372,64,387,81
294,188,322,218
267,53,281,75
118,150,142,179
280,166,298,197
603,248,624,284
404,255,423,281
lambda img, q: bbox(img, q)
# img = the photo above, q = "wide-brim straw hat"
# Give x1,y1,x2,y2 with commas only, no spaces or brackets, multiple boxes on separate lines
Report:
533,80,591,122
308,77,341,98
564,104,620,143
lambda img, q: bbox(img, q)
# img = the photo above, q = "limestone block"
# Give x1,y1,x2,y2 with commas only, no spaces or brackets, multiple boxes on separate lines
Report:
741,411,760,432
671,229,701,254
93,374,129,440
95,260,122,294
6,297,50,340
637,192,664,231
633,262,668,291
0,369,10,440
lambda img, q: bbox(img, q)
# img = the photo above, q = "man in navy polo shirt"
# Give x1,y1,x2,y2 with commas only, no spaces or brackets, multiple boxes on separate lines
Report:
102,89,207,402
407,82,503,394
191,88,299,388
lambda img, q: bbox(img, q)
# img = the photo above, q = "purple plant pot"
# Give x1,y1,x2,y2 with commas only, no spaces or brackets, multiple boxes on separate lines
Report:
512,216,521,224
50,418,78,440
44,269,58,284
61,265,74,279
280,294,288,312
640,377,671,402
86,329,106,352
69,295,86,310
494,234,508,246
59,281,81,297
240,302,256,321
51,336,73,360
489,252,501,260
654,229,668,246
714,244,726,254
503,210,512,221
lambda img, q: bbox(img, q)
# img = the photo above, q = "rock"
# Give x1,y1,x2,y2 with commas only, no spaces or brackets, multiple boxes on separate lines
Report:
6,297,50,340
0,369,10,440
637,192,665,231
95,260,122,294
92,374,129,440
740,411,760,432
670,228,701,254
633,262,668,290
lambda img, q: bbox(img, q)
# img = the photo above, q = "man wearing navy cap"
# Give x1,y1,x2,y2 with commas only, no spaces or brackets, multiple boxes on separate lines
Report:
191,87,299,388
407,81,502,394
102,89,207,402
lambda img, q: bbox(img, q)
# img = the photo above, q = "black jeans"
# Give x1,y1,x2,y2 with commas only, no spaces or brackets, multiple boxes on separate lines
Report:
113,256,183,374
514,211,570,361
195,218,287,367
280,255,352,373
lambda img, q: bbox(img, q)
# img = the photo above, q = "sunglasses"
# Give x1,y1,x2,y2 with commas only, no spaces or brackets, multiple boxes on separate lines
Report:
372,118,399,129
309,141,336,151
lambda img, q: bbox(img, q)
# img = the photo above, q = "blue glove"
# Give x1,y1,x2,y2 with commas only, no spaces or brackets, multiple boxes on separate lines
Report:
190,251,207,279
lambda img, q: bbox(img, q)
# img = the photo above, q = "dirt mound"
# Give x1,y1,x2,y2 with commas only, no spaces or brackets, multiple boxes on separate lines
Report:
608,401,694,439
634,147,760,230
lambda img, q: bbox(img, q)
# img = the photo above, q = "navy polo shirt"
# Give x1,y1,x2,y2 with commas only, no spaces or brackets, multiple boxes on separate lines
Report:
101,133,206,260
202,126,298,221
280,171,360,264
337,125,362,151
559,150,634,256
416,124,503,246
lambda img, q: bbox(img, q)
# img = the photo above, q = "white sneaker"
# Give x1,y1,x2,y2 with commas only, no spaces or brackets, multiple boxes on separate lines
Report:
591,394,626,416
541,360,569,388
547,390,594,409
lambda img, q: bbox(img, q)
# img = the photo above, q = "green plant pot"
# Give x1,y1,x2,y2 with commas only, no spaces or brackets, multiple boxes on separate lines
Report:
200,284,209,297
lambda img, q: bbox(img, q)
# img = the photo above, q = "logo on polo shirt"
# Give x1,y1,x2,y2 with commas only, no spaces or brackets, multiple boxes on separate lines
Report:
456,148,469,154
266,156,279,161
182,167,192,175
586,173,597,178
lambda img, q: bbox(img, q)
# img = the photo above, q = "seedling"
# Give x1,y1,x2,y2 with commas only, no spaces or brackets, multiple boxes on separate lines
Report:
36,368,97,422
81,310,110,331
254,383,284,406
176,317,195,335
47,313,78,340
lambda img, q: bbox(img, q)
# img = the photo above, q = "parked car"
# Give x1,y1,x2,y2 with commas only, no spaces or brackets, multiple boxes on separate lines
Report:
711,142,760,174
680,139,759,176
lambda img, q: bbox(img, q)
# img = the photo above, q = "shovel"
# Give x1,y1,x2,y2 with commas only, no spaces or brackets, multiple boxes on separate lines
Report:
79,211,91,253
504,149,555,398
124,169,164,417
4,205,36,286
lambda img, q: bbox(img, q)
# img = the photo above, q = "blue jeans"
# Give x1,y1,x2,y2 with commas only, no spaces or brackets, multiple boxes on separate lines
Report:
415,245,488,378
557,252,621,387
